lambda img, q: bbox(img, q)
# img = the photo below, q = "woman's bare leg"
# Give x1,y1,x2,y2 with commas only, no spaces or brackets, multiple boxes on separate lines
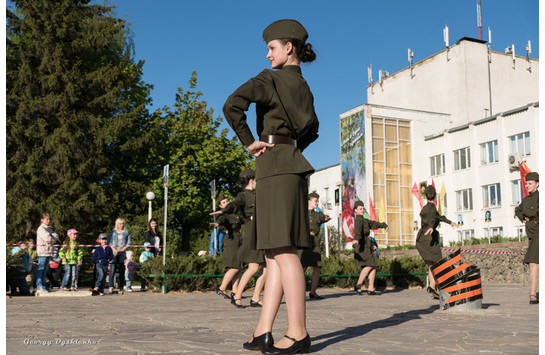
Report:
309,266,321,294
367,268,377,291
219,268,241,293
357,266,372,287
252,265,267,303
530,262,539,296
235,263,259,305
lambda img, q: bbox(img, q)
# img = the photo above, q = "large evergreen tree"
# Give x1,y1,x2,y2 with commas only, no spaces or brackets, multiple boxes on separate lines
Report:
6,0,154,241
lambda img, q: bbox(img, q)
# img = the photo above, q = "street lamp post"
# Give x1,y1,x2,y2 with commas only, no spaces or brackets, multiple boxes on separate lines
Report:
146,191,155,222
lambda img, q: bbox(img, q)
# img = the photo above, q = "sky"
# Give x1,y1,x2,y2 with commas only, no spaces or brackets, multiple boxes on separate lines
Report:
6,0,540,171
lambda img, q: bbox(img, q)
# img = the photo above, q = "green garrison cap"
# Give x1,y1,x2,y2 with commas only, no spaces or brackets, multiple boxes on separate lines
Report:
424,185,436,195
263,19,308,43
353,201,364,209
239,169,255,179
308,192,319,199
217,193,228,202
526,172,539,182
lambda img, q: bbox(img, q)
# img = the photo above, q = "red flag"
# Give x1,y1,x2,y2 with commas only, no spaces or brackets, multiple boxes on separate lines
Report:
412,182,423,209
519,162,530,198
431,179,437,207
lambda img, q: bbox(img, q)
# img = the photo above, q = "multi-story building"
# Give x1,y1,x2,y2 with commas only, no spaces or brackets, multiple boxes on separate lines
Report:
338,37,538,246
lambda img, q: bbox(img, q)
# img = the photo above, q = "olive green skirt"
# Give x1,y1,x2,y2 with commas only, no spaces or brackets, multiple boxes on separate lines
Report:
298,234,322,267
416,228,443,263
523,221,539,264
237,220,265,264
354,237,378,267
221,230,242,269
253,174,311,250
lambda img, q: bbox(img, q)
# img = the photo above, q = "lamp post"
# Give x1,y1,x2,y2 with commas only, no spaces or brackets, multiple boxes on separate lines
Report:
146,191,155,222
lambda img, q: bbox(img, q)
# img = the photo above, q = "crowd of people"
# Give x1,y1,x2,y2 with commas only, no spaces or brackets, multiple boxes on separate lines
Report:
7,215,162,296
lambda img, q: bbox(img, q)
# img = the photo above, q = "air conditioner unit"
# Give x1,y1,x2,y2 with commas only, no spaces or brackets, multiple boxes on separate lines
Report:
508,152,523,170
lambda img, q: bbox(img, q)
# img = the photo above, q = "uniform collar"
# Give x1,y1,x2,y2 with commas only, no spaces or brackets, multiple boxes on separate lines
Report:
280,65,301,74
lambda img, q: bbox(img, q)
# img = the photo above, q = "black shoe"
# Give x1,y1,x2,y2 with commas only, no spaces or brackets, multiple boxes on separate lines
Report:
354,284,363,295
530,295,539,304
262,334,311,354
367,290,380,295
250,299,263,308
243,332,273,351
217,287,230,299
427,286,440,299
233,298,245,309
309,292,323,299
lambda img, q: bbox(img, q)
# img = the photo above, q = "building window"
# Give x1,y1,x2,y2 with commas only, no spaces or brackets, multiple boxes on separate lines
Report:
509,132,531,156
430,154,445,176
490,227,503,238
516,227,525,238
372,118,413,246
482,183,501,208
480,140,498,165
458,229,475,241
454,147,471,171
334,188,340,206
456,189,473,211
511,180,523,205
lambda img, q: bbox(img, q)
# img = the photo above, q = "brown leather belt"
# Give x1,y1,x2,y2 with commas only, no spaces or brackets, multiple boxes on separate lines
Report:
260,135,296,146
526,217,539,224
310,231,317,237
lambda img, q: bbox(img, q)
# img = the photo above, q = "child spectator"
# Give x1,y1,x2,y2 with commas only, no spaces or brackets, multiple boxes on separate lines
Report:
26,239,38,292
46,246,62,289
124,250,138,292
92,233,114,296
8,241,32,296
139,242,154,292
59,229,83,291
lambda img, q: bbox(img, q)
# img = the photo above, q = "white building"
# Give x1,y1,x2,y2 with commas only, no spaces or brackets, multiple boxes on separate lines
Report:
338,37,539,246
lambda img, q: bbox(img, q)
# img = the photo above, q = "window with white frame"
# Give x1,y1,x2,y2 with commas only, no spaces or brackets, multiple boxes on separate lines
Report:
480,140,498,165
456,189,473,211
430,154,445,176
516,227,525,238
509,132,531,156
511,180,523,205
482,183,501,208
490,227,503,238
454,147,471,171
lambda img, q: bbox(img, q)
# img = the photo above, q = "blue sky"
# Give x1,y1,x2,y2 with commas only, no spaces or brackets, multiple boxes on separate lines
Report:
112,1,538,170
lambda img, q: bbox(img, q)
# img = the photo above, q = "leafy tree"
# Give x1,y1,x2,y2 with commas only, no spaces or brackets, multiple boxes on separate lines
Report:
148,73,253,252
6,0,154,242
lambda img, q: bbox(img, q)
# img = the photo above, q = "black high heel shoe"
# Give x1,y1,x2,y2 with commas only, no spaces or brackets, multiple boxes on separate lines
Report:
243,332,274,351
530,294,539,304
354,284,363,295
233,297,245,309
217,287,230,299
250,299,262,307
262,334,311,354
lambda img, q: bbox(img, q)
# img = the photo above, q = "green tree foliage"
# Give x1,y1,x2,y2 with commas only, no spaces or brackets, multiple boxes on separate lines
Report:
6,0,154,241
147,73,253,251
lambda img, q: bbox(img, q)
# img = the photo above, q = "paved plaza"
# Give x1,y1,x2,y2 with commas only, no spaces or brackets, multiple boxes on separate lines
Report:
6,284,539,354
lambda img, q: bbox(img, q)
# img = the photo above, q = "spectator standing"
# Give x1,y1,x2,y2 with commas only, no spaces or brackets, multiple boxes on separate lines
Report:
26,239,38,292
139,242,154,291
124,250,138,292
36,212,60,294
59,229,83,291
46,246,62,289
107,218,131,293
144,218,162,257
92,233,114,295
8,241,32,296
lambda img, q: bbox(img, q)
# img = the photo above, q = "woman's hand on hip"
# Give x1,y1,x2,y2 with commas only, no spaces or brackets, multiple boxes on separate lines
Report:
247,141,274,157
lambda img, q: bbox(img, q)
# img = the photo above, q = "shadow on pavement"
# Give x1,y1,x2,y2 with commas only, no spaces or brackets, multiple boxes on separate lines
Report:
310,305,437,352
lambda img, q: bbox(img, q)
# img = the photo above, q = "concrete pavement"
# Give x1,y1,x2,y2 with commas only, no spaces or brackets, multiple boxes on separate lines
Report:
6,285,539,354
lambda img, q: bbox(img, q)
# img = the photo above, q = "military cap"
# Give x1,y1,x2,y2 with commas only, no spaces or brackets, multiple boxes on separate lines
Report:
217,193,228,202
308,192,319,200
424,185,436,196
263,19,308,43
526,172,539,182
353,200,364,209
239,169,255,179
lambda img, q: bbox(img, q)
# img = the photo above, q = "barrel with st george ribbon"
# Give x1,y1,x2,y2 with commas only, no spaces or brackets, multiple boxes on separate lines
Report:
431,249,483,310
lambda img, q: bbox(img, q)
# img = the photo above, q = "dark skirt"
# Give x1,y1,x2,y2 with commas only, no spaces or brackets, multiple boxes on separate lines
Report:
298,234,322,267
253,174,310,250
237,220,265,264
354,242,378,267
222,230,242,269
523,221,539,264
415,228,442,263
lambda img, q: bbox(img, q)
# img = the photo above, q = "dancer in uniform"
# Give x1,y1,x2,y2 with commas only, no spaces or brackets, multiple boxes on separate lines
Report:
415,185,459,299
352,201,388,295
223,19,319,354
299,192,330,299
232,169,267,308
515,171,539,304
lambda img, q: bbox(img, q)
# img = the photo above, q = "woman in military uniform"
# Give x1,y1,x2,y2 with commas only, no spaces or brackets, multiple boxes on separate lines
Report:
416,185,459,299
352,201,388,295
232,169,267,309
299,192,330,299
223,19,318,354
515,172,539,304
211,194,243,299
